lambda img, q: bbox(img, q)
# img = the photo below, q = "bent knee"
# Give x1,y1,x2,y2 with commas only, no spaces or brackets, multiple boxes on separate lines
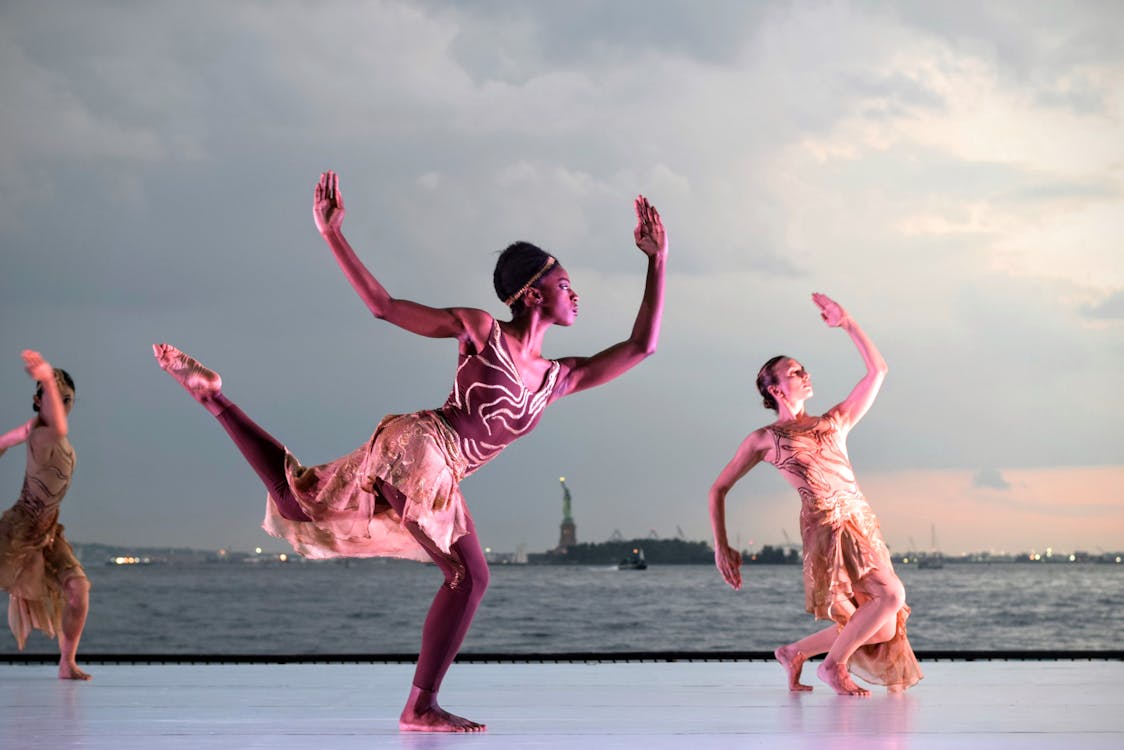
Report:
459,563,490,599
448,558,490,605
883,580,906,610
62,575,90,601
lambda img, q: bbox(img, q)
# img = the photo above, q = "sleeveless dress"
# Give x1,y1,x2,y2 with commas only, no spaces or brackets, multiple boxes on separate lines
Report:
0,425,85,649
263,320,560,564
766,409,923,689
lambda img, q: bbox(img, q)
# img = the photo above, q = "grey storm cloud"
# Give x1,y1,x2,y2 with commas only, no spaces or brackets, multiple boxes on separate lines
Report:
0,0,1121,555
973,468,1012,490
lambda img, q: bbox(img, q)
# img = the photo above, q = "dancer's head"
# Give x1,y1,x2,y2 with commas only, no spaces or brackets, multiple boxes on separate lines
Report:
756,356,811,411
34,368,75,414
494,241,572,317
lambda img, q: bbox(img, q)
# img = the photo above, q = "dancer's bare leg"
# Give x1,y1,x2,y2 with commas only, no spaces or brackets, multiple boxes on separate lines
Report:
153,344,225,415
57,575,91,680
817,576,905,696
373,480,487,733
395,529,487,733
153,343,311,522
776,624,837,692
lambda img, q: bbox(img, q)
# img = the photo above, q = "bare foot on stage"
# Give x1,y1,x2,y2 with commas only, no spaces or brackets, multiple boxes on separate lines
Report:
153,343,223,411
816,658,870,696
400,687,485,732
775,645,813,692
58,662,92,681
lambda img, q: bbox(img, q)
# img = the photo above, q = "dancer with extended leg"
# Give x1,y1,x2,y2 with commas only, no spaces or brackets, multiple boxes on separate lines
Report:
708,293,922,695
155,170,668,731
0,350,91,680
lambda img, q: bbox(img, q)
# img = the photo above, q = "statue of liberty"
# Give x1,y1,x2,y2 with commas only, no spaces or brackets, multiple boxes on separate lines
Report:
557,477,576,549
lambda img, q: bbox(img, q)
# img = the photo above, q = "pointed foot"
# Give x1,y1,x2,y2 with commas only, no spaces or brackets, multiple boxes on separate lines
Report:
153,343,223,405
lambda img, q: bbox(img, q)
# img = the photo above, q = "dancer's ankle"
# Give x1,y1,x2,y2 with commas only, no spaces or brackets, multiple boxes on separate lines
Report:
407,684,437,710
204,392,233,417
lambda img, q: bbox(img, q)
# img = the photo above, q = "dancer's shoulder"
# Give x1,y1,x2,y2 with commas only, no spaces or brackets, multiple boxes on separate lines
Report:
446,307,496,352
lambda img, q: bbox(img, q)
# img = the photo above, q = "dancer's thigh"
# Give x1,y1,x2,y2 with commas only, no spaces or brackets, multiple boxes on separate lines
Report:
371,477,476,587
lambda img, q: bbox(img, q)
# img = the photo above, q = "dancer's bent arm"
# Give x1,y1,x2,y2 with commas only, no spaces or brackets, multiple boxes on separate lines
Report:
0,418,35,456
313,170,492,349
707,429,770,590
552,196,668,399
813,293,887,431
23,350,68,439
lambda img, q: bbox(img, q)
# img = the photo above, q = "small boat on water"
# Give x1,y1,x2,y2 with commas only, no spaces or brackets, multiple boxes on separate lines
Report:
917,552,944,569
618,547,648,570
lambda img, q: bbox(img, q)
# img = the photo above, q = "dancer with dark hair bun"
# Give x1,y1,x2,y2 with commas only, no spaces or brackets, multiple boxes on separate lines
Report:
0,350,90,680
155,170,668,731
708,293,922,695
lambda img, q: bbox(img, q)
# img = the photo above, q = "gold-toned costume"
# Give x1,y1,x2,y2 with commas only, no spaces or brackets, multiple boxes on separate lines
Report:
0,425,85,648
767,410,923,689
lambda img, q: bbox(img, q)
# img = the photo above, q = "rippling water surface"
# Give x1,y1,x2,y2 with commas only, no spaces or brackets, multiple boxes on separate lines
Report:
5,561,1121,654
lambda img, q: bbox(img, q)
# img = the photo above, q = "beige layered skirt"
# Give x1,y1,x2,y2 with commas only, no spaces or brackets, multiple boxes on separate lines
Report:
0,508,87,649
262,411,472,563
800,492,924,689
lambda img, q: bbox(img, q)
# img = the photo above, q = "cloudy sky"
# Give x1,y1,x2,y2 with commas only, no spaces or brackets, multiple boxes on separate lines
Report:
1,0,1121,558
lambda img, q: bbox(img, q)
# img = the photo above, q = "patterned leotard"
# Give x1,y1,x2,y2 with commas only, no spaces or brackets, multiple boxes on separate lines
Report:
263,319,561,561
440,321,559,473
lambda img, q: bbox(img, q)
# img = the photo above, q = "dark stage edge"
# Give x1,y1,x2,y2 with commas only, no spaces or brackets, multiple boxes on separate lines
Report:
2,649,1121,664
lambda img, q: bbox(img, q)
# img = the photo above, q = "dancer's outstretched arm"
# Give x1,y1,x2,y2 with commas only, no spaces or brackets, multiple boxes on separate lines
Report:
707,429,770,590
552,196,668,399
813,292,887,430
313,171,492,348
22,350,68,438
0,418,34,456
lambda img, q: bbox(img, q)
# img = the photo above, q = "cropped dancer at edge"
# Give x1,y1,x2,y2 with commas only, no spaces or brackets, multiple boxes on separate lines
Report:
708,294,922,695
154,170,668,731
0,350,90,680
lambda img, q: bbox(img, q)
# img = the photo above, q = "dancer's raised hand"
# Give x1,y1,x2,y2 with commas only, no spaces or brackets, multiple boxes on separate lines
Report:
313,170,346,235
812,292,849,328
633,195,667,258
21,350,53,383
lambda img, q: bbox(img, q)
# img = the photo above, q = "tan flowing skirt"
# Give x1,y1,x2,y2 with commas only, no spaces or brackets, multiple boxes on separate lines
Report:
0,508,87,649
262,411,471,563
800,495,923,689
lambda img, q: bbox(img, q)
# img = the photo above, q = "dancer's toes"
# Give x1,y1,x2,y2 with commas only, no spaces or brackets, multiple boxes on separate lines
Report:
58,663,92,681
153,343,222,401
816,659,869,696
775,645,813,692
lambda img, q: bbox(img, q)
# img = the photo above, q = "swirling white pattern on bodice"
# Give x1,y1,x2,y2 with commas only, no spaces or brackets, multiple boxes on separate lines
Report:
440,322,558,473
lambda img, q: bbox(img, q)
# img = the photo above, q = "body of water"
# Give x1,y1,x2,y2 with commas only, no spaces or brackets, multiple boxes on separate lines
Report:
4,561,1121,654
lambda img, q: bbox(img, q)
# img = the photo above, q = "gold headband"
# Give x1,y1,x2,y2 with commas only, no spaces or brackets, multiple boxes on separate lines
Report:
503,256,556,306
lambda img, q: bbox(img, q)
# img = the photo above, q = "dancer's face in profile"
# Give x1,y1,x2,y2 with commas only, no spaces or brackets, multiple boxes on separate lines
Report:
34,383,76,416
533,266,579,326
770,358,813,405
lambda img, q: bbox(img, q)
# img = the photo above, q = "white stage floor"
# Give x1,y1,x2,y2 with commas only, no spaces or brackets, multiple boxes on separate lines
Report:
2,659,1121,749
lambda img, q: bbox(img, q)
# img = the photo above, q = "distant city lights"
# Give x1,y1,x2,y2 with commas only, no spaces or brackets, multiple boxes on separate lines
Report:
111,556,149,565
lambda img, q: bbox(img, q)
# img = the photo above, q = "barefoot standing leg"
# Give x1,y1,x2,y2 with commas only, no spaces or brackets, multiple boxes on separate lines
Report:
775,645,813,692
57,575,92,680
